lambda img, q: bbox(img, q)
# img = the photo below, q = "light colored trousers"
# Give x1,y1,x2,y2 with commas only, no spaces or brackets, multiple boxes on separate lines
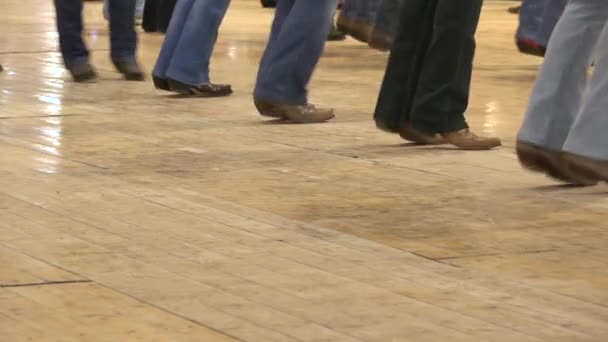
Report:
518,0,608,160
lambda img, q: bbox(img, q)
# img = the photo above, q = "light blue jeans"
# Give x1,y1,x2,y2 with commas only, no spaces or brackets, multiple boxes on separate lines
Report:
254,0,339,105
518,0,608,160
152,0,230,85
104,0,145,20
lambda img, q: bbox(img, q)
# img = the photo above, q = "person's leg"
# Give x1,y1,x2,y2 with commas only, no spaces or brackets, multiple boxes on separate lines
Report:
142,0,159,32
253,0,337,123
157,0,178,33
164,0,231,90
53,0,88,68
255,0,296,88
54,0,96,81
562,19,608,162
108,0,137,64
406,0,499,149
535,0,568,47
518,0,608,151
152,0,196,81
374,0,437,133
254,0,339,105
108,0,144,80
407,0,481,135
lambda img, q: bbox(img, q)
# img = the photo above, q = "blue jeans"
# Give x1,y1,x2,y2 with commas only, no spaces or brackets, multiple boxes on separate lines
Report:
517,0,568,47
254,0,339,105
152,0,230,85
104,0,145,20
54,0,137,68
340,0,380,23
518,0,608,160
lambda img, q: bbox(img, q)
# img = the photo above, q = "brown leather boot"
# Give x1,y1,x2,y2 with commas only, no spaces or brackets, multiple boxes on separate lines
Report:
349,20,373,43
563,152,608,183
399,122,445,145
442,129,502,150
369,30,393,52
516,141,597,186
254,99,335,124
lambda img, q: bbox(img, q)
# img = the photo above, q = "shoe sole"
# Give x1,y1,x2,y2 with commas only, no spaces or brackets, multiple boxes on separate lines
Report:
563,153,608,183
445,137,502,151
517,142,597,186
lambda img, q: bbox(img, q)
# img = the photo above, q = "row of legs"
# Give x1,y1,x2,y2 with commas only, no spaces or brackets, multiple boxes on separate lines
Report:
51,0,608,179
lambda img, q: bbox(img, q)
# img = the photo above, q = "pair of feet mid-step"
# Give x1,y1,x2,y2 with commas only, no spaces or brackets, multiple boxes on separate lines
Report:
69,61,145,83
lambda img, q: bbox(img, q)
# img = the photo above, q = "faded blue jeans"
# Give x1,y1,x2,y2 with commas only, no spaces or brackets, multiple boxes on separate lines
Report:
254,0,339,105
152,0,230,85
518,0,608,160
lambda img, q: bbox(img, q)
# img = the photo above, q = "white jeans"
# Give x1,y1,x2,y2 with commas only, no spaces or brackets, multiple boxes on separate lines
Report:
518,0,608,160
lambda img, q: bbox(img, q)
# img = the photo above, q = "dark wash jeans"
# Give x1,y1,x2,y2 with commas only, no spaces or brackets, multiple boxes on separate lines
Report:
374,0,482,134
54,0,137,68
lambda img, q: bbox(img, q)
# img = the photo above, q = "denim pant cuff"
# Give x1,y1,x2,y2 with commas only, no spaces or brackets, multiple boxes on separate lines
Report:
253,88,307,106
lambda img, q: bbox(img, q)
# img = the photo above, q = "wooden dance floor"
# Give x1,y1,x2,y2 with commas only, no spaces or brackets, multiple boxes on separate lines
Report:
1,0,607,340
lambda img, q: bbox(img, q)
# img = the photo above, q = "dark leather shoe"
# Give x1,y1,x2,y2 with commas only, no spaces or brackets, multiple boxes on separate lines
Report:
152,76,171,91
349,20,373,43
369,30,393,51
68,63,97,83
517,141,597,186
336,15,353,34
508,6,521,14
399,122,445,145
254,98,335,123
563,152,608,183
113,61,145,81
442,129,502,150
168,79,232,97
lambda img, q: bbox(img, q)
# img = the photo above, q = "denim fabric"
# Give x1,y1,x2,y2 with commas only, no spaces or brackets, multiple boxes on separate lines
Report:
254,0,339,105
54,0,137,67
152,0,230,85
518,0,608,160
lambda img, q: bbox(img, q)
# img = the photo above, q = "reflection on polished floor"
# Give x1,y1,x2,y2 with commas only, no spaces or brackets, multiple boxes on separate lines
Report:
1,0,608,341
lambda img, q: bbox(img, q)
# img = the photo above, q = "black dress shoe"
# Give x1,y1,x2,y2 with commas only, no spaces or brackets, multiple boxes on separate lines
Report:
113,61,146,81
68,63,98,83
168,78,232,97
254,98,335,123
152,76,171,91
